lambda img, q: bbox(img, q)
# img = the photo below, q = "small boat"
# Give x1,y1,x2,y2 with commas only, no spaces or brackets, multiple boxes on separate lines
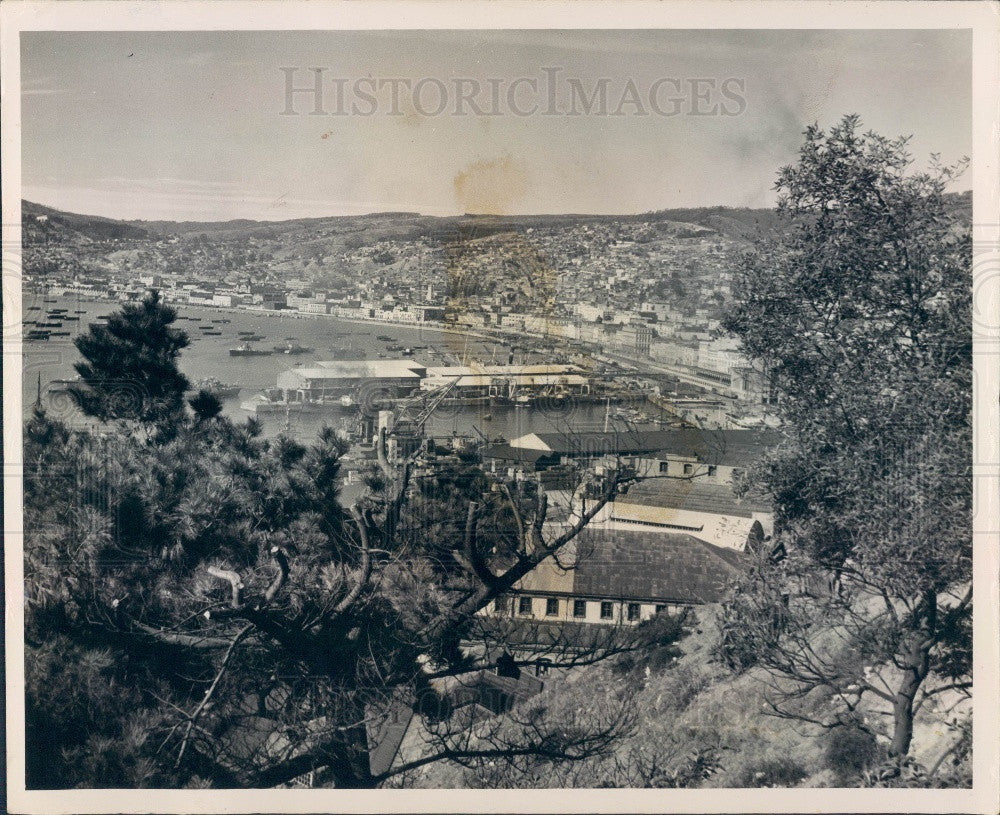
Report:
229,341,273,357
330,347,368,360
202,330,223,336
192,377,241,398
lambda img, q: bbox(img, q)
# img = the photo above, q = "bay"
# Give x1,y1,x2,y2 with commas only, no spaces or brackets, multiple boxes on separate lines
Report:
21,294,661,442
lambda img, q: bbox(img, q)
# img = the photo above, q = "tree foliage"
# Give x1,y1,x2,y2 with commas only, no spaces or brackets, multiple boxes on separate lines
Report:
24,311,641,788
70,290,190,424
719,115,972,761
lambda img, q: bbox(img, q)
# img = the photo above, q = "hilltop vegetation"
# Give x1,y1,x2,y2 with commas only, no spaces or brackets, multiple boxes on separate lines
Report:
22,200,150,243
410,606,971,789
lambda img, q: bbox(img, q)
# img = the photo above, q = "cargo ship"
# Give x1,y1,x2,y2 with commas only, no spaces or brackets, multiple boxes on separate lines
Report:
229,341,273,357
240,389,356,416
273,339,315,355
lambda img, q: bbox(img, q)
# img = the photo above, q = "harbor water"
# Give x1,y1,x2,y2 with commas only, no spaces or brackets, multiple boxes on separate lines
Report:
21,294,663,442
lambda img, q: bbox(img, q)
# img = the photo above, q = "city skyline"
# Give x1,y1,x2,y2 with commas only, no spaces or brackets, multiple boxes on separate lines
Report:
21,29,971,222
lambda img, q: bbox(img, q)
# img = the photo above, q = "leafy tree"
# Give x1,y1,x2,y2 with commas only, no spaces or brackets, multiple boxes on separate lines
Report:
70,290,190,424
719,115,971,761
25,308,642,788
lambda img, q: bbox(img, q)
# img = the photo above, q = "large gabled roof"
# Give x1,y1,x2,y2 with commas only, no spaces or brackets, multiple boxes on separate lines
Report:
509,428,782,464
516,527,745,605
571,528,744,604
481,444,560,466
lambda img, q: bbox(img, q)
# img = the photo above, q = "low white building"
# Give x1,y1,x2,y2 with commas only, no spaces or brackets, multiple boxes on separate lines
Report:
275,360,427,400
420,363,591,399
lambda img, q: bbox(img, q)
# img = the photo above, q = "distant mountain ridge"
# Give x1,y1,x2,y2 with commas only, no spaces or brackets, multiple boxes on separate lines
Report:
20,191,972,246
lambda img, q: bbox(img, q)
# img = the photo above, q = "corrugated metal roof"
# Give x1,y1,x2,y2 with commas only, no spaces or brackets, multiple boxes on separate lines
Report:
618,479,773,518
511,428,782,464
424,363,583,377
280,360,426,381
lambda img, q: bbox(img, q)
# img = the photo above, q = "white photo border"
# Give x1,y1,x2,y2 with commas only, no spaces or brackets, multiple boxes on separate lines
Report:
3,2,998,813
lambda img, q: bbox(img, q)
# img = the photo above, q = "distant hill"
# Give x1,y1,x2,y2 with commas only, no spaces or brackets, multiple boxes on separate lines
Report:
641,191,972,239
641,207,786,239
21,192,972,247
22,200,150,242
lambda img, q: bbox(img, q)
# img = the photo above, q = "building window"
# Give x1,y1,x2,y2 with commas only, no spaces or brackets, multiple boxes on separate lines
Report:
494,596,512,616
708,465,717,477
545,598,559,617
627,603,640,621
655,604,667,615
518,597,532,616
600,601,614,620
573,600,587,618
683,463,694,475
658,461,669,473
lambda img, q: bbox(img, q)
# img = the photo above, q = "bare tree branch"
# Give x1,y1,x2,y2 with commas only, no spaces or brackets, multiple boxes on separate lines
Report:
333,505,374,615
175,624,253,768
205,565,243,609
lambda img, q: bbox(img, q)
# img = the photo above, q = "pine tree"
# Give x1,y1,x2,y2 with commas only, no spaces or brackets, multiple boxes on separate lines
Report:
26,301,641,788
70,290,190,424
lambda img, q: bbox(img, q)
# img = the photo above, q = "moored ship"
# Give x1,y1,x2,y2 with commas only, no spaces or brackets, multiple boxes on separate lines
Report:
229,341,273,357
273,339,315,355
192,377,242,399
240,389,356,416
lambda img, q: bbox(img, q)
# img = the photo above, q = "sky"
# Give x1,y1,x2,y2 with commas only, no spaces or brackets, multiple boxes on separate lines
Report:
20,29,971,222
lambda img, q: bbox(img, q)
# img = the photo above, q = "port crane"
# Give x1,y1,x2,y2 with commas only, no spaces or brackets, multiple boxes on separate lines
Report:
385,375,462,439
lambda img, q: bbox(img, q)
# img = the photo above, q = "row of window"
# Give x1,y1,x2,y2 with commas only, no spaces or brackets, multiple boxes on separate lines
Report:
500,596,672,621
657,462,718,476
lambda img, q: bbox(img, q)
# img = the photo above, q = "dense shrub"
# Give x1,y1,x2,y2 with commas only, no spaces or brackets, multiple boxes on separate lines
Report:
736,755,808,788
824,723,881,783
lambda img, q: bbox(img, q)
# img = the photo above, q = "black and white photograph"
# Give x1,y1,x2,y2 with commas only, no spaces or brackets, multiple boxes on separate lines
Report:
3,2,998,812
